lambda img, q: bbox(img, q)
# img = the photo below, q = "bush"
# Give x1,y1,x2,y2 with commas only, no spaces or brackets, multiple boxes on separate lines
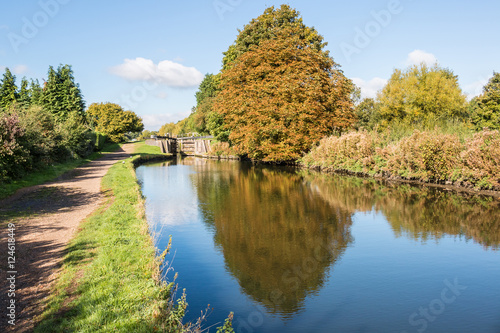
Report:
386,130,462,181
17,105,69,165
302,131,378,172
209,141,237,157
92,132,108,151
0,113,29,181
302,128,500,189
0,105,97,183
57,112,94,158
460,130,500,186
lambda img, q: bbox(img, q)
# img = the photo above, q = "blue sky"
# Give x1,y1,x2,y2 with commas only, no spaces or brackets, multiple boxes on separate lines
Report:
1,0,499,130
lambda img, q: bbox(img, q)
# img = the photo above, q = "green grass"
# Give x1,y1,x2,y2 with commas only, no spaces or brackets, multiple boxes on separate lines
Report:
31,141,234,332
34,153,167,332
33,143,219,332
132,140,163,155
0,143,120,200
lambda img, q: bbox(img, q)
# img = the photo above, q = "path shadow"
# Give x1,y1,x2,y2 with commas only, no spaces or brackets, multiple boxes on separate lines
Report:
0,186,100,221
0,145,132,332
52,147,131,184
0,147,130,221
0,223,96,333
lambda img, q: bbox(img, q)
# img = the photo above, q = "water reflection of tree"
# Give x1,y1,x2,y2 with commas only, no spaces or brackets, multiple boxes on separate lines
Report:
186,159,353,316
180,157,499,317
301,171,500,250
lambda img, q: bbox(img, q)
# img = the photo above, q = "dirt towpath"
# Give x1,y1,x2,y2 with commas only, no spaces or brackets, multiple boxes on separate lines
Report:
0,144,134,333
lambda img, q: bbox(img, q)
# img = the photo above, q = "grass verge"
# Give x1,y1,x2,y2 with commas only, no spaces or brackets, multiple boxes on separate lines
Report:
132,140,163,155
34,153,169,332
0,143,120,200
34,141,234,332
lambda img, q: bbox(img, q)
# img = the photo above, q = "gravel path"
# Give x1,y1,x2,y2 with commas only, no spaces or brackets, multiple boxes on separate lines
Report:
0,144,134,333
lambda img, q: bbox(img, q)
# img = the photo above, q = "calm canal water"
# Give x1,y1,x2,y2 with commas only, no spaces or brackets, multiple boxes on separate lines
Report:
136,157,500,333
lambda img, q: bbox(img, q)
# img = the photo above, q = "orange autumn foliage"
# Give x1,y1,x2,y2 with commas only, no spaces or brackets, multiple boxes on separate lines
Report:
214,25,355,162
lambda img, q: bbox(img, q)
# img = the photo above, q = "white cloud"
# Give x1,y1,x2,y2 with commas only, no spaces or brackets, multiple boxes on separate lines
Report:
352,77,388,99
0,65,28,75
12,64,28,75
110,57,203,88
464,77,490,100
405,50,438,67
141,111,191,131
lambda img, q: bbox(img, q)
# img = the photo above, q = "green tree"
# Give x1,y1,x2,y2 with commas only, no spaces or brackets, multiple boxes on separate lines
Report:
139,130,158,140
158,123,176,136
29,79,43,106
193,73,221,134
158,115,198,137
471,72,500,130
57,112,94,157
122,110,145,133
214,8,355,161
59,64,85,117
42,66,63,118
377,63,467,126
196,74,220,106
0,68,19,110
177,116,195,136
42,64,85,121
354,98,379,130
87,103,143,143
18,77,31,108
206,110,230,142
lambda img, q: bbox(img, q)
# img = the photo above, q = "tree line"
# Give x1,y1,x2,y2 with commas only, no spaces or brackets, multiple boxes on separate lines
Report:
0,65,144,183
354,65,500,132
156,4,499,163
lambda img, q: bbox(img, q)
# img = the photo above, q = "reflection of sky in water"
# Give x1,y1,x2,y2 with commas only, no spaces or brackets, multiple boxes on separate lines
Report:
137,164,200,229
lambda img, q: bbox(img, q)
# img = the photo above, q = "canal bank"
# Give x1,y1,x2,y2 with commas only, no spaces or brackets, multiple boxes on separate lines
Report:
32,143,234,332
300,129,500,199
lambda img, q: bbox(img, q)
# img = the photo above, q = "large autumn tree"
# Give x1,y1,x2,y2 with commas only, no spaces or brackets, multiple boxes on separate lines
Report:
213,5,355,162
221,4,327,71
377,63,468,126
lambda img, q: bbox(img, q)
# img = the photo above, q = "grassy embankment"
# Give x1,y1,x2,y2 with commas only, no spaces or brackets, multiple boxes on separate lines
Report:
0,143,120,200
34,141,225,332
301,124,500,191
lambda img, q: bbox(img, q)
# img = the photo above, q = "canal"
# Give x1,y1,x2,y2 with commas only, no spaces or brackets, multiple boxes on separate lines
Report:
136,157,500,333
